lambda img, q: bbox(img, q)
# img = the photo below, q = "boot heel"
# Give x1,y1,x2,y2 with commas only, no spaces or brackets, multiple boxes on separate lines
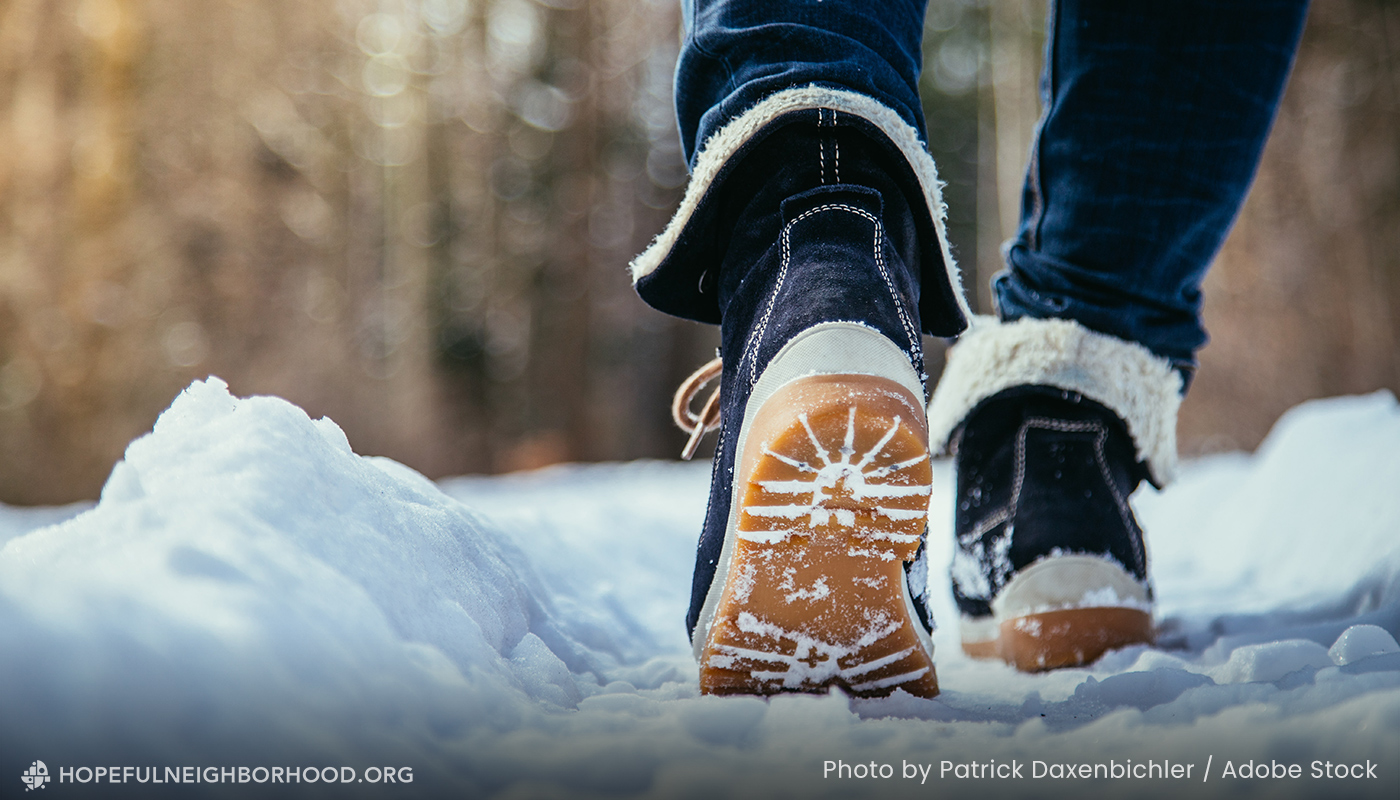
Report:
998,607,1154,672
699,375,939,698
961,554,1154,670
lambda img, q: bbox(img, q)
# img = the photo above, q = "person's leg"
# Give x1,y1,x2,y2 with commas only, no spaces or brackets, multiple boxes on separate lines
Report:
674,0,928,166
635,0,968,336
929,0,1309,670
633,0,970,696
1000,0,1311,371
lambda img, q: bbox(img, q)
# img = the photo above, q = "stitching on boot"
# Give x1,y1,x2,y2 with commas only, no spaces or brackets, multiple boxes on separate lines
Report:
1018,418,1140,570
742,203,922,387
957,417,1139,599
832,110,841,184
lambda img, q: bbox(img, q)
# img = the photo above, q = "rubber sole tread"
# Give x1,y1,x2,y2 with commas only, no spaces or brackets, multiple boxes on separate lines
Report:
700,375,939,698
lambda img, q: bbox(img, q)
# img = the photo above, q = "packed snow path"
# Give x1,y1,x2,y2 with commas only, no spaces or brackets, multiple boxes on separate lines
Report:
2,378,1398,798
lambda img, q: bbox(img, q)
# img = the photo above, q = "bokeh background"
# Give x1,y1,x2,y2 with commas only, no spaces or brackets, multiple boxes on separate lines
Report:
1,0,1397,505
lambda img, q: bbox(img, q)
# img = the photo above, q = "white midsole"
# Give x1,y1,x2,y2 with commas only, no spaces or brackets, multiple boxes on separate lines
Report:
692,322,928,662
960,554,1152,641
959,615,1000,646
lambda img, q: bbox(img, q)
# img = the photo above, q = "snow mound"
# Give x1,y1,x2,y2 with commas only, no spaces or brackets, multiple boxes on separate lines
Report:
1140,391,1400,627
1330,625,1400,666
0,379,640,775
1,382,1398,798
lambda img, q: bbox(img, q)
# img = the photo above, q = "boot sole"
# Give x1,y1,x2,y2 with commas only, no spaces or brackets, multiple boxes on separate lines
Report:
959,555,1153,671
962,608,1154,672
699,374,939,698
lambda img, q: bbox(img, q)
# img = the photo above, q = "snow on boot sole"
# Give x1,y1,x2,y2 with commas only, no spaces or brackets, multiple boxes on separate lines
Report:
959,555,1153,671
699,374,938,698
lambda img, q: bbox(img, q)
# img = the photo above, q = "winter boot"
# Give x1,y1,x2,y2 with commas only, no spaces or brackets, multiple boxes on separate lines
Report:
635,88,970,697
927,317,1182,671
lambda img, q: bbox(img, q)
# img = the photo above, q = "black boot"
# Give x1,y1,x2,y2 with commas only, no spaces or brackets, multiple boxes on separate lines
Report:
927,316,1182,671
636,88,970,696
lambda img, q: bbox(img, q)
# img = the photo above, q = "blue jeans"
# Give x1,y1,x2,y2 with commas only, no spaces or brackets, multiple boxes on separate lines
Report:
676,0,1309,369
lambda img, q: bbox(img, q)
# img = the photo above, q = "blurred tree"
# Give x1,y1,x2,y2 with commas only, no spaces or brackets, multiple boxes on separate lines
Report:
0,0,708,503
1,0,1396,505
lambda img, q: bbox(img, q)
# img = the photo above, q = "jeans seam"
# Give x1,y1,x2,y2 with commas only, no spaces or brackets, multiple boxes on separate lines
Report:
684,2,737,108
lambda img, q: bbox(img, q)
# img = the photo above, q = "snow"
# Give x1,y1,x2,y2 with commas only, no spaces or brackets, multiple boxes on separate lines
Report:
2,379,1399,798
1329,625,1400,666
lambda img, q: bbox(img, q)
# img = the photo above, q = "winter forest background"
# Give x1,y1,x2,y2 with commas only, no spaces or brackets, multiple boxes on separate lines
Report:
1,0,1398,505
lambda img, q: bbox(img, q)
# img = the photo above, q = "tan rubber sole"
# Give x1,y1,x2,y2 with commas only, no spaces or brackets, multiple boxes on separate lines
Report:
699,375,939,698
962,607,1154,672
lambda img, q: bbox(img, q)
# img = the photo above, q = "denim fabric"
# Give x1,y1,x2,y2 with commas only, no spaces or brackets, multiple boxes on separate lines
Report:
996,0,1309,368
675,0,1308,368
676,0,928,165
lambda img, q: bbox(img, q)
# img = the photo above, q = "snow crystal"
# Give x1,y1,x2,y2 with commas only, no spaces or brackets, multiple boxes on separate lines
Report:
780,572,831,603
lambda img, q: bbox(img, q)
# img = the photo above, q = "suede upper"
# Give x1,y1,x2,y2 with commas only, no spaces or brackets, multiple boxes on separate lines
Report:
949,386,1152,621
634,97,969,339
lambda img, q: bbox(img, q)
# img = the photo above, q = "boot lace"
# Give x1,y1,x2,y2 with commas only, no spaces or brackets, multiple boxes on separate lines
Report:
672,356,722,460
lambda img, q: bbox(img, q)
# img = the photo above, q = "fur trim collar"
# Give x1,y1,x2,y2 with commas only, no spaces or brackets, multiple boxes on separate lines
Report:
927,316,1182,485
630,86,972,326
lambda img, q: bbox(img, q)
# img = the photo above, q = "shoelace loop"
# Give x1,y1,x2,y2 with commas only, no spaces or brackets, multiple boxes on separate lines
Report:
672,356,722,460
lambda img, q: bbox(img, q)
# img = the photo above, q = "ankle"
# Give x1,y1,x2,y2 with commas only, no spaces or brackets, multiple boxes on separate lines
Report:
711,121,925,311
